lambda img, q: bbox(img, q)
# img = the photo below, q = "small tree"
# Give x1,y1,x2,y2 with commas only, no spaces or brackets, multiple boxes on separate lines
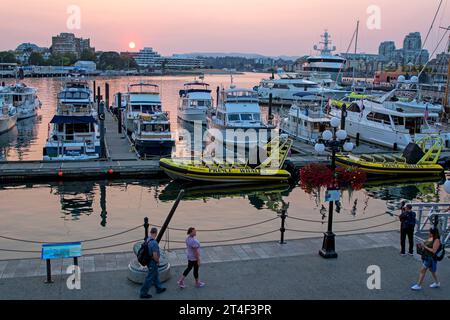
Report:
28,52,45,66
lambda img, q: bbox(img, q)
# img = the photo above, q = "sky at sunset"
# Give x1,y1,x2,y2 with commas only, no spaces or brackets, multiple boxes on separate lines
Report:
1,0,449,56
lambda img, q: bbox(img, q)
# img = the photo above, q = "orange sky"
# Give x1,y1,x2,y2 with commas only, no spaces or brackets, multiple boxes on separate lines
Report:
1,0,449,56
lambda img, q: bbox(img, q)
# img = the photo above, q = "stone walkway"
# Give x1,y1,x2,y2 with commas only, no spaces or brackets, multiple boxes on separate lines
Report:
1,231,449,300
0,231,402,280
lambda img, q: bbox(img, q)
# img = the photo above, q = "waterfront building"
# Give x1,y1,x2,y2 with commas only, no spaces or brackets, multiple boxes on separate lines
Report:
74,60,97,72
134,48,205,70
51,33,94,58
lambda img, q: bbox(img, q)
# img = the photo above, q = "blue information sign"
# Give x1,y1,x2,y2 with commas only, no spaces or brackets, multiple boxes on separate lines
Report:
41,242,82,260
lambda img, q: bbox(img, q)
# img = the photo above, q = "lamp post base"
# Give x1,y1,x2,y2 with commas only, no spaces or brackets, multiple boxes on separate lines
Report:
319,231,338,259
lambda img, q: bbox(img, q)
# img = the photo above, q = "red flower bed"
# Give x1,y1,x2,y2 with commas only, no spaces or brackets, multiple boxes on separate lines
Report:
299,164,367,193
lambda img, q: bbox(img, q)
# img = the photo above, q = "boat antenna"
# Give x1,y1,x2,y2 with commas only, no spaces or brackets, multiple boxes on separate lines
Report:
336,22,359,86
418,25,449,79
414,0,444,66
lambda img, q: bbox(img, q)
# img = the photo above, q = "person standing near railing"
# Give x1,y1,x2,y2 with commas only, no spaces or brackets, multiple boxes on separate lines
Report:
177,227,206,289
399,204,416,256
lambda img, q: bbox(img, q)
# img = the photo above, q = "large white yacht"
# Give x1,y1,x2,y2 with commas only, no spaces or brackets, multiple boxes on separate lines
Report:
5,83,40,120
302,31,346,83
0,87,17,134
208,86,276,148
122,82,162,134
330,98,450,150
257,70,346,106
178,79,212,124
43,79,100,161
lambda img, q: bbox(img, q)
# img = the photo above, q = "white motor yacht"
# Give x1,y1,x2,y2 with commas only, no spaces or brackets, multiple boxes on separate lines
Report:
178,79,212,124
43,79,99,161
5,82,40,120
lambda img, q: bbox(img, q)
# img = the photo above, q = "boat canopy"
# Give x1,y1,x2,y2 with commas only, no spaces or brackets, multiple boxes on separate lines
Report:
50,115,97,124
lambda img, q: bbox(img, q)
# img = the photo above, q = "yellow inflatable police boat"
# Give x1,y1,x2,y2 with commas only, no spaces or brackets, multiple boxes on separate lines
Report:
160,137,293,183
336,136,444,176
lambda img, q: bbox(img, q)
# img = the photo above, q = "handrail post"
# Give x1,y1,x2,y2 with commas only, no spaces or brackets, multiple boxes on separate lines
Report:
279,208,287,244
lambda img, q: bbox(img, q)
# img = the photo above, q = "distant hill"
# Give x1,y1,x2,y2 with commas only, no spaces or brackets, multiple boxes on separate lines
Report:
181,52,301,61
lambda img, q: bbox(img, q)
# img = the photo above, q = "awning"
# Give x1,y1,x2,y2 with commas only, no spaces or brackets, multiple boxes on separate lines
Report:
50,115,97,124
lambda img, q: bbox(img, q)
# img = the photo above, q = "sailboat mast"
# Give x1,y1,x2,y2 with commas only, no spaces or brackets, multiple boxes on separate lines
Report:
352,21,359,88
444,40,450,116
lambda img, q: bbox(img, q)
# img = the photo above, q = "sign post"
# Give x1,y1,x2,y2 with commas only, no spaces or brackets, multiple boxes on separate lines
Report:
41,242,82,284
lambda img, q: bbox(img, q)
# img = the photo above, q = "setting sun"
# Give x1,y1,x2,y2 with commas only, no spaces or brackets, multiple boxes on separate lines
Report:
128,41,136,49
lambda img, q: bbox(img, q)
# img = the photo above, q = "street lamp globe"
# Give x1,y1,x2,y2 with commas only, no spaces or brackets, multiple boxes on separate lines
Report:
343,141,354,152
322,130,333,141
336,129,347,141
330,117,340,128
444,179,450,194
314,143,326,154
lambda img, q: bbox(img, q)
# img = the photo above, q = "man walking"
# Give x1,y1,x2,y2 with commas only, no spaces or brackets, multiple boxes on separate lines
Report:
140,227,166,299
399,204,416,256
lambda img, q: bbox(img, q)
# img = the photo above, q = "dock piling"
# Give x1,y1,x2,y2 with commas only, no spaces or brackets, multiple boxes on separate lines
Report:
268,93,273,125
105,83,110,110
117,92,123,134
93,81,96,103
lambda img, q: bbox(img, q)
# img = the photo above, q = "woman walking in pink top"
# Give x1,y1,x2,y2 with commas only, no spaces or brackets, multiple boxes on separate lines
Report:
177,227,205,289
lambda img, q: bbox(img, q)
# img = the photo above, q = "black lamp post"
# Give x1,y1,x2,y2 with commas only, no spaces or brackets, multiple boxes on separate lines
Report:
314,116,354,259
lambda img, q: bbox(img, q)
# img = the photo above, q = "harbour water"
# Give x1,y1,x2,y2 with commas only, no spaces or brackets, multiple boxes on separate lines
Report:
0,74,448,261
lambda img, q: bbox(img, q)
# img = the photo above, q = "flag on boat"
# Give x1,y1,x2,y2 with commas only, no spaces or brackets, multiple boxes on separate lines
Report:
424,104,429,120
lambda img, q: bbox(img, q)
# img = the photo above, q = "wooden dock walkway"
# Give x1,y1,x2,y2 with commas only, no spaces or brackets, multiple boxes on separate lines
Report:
104,111,139,161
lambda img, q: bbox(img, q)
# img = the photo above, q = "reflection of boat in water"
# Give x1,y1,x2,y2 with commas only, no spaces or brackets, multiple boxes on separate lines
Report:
159,180,292,214
159,180,291,202
50,181,96,219
364,176,442,202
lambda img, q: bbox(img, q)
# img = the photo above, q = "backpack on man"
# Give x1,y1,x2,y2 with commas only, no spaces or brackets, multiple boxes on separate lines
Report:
137,239,153,266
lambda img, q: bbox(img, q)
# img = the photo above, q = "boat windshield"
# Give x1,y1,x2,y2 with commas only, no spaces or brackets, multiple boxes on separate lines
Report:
58,91,90,100
190,100,211,107
142,124,170,132
227,113,261,122
131,105,162,113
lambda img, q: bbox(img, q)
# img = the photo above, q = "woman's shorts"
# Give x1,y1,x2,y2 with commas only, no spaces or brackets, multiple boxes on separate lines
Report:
422,256,437,272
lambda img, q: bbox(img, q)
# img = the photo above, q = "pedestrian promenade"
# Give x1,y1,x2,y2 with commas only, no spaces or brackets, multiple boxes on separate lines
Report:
1,231,449,300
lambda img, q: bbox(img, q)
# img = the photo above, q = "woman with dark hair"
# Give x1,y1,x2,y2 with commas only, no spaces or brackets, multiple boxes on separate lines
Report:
411,228,441,290
177,227,205,289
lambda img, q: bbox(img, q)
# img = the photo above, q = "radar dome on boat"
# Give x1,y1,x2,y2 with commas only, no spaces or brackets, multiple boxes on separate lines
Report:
397,75,406,83
410,76,419,83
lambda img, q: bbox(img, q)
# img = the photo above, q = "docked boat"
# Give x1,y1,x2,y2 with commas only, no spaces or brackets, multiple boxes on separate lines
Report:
0,88,17,134
302,31,347,83
160,135,293,183
280,99,330,144
178,79,212,124
131,112,175,158
43,79,100,161
336,136,444,176
5,82,40,120
331,92,377,109
208,86,276,149
363,76,443,114
330,93,450,150
257,72,346,106
122,82,162,134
